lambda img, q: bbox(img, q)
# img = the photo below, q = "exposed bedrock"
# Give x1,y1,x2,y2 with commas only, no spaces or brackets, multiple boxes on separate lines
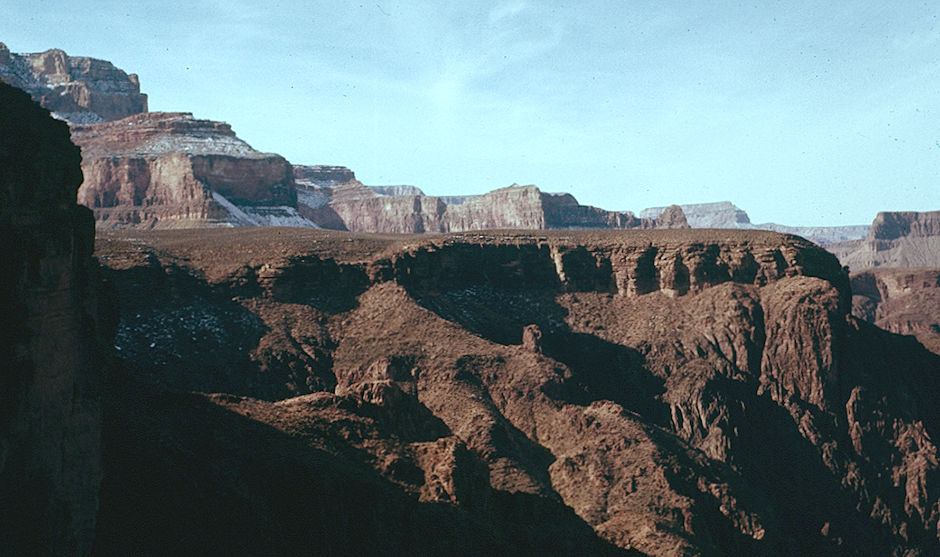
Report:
92,228,940,554
311,183,688,233
386,231,848,303
830,210,940,269
0,82,115,555
72,112,297,228
0,43,147,123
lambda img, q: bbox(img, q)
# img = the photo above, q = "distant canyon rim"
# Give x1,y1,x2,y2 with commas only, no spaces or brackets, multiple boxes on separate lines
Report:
2,43,939,557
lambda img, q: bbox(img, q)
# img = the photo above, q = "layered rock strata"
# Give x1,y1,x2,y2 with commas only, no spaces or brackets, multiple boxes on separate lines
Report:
0,43,147,123
302,182,688,233
832,211,940,269
72,112,313,229
292,164,356,187
93,226,940,555
0,82,114,555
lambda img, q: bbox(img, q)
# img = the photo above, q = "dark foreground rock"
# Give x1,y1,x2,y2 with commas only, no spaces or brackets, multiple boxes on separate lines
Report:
0,82,115,555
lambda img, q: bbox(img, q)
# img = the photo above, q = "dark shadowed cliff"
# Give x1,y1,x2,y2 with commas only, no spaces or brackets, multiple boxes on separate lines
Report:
0,82,115,555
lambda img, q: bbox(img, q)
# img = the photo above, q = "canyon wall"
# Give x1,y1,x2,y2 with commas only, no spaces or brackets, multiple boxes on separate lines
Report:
73,112,312,229
0,82,115,555
831,210,940,269
305,183,688,233
0,43,147,123
93,225,940,555
851,268,940,354
642,201,752,228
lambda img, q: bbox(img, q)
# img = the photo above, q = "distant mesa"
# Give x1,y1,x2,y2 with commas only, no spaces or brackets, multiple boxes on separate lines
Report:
831,210,940,270
0,42,147,123
642,201,870,246
641,201,751,229
0,41,911,244
298,181,688,234
72,111,312,229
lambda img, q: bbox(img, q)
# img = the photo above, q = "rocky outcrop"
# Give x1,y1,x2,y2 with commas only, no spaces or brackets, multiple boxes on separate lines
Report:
851,268,940,354
303,183,687,233
0,43,147,123
642,201,869,246
292,164,356,187
0,82,115,555
72,112,313,229
92,225,940,555
831,210,940,269
869,211,940,240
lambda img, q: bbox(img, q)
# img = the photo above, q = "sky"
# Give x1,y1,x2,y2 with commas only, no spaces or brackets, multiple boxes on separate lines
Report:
3,1,939,225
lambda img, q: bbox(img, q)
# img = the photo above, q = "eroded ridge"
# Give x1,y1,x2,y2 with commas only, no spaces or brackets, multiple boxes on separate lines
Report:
95,227,939,555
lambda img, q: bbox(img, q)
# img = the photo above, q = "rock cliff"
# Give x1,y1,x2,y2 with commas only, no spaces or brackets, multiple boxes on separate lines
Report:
0,82,115,555
851,268,940,354
93,226,940,555
831,210,940,269
0,43,147,123
302,183,687,233
292,164,356,187
72,112,314,229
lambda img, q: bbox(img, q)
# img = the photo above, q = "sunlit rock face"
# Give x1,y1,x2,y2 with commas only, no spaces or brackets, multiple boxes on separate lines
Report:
851,267,940,354
0,42,147,123
831,210,940,269
72,112,312,229
301,182,689,233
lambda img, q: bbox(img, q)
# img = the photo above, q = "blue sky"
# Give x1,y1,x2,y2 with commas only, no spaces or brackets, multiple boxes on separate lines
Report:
4,1,939,225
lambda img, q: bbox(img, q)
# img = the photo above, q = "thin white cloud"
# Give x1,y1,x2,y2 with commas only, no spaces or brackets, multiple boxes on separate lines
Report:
489,1,529,25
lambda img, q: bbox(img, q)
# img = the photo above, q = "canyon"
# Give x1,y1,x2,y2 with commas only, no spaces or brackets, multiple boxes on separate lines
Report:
4,43,940,556
831,210,940,270
851,268,940,355
90,225,940,555
298,174,688,234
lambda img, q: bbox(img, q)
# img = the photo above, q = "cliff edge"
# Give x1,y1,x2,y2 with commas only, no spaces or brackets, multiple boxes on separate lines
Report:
0,82,115,555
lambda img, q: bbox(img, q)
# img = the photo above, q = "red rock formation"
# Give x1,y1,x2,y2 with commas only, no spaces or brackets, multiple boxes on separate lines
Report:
0,43,147,123
72,112,304,229
91,226,939,554
831,210,940,269
0,82,115,556
307,183,686,233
